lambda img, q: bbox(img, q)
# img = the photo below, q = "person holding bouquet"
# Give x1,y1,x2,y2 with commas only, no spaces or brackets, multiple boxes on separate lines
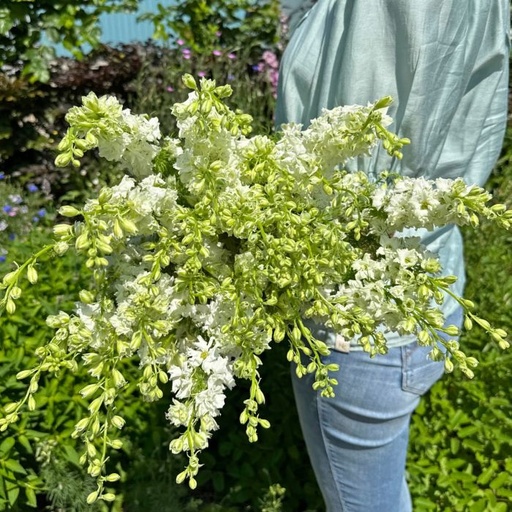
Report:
276,1,509,510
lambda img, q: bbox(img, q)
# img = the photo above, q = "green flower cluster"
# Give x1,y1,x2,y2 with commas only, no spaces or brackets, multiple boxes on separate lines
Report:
0,75,510,501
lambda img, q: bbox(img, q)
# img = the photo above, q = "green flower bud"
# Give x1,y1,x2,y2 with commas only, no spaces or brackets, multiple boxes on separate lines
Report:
3,271,18,286
3,402,18,413
53,242,69,255
259,419,271,429
86,491,99,504
16,369,34,381
27,266,38,284
111,415,125,429
9,286,21,299
55,153,72,167
80,383,100,398
444,358,454,373
182,74,197,90
6,299,16,315
27,395,36,411
59,205,81,217
75,233,90,250
87,443,97,458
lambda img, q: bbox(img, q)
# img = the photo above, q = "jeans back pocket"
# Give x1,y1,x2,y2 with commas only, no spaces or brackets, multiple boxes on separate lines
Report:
401,342,445,395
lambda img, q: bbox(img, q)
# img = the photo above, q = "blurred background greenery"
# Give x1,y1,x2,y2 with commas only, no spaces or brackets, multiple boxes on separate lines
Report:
0,1,511,510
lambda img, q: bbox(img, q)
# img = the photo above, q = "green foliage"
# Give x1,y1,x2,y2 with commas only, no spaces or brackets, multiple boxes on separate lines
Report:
140,0,280,55
0,227,92,510
0,0,279,85
0,0,137,83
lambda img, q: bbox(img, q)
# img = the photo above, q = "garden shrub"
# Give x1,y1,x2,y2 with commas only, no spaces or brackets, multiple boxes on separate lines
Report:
140,0,280,56
0,0,138,83
1,0,282,203
0,226,95,511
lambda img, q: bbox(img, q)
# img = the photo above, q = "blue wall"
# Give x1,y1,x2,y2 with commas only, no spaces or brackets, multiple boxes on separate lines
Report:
51,0,175,56
98,0,174,46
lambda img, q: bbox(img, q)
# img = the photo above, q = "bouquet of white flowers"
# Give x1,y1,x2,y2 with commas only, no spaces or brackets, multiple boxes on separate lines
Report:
1,75,510,503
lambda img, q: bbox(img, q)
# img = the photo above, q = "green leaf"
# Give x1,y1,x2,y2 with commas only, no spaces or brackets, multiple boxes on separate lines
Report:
0,437,15,455
413,497,437,510
62,444,81,468
4,459,27,475
0,10,14,34
7,485,19,507
25,486,38,508
17,435,33,455
489,472,510,490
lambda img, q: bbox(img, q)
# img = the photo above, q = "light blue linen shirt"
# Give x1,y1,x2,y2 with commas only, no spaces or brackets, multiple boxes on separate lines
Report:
276,0,510,349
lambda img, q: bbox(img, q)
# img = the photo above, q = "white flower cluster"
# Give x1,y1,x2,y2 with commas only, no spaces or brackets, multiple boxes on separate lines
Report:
62,92,162,179
371,176,491,231
2,75,510,500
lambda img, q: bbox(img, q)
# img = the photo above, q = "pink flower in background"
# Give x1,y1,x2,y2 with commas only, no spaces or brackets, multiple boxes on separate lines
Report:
198,71,207,78
182,48,191,60
256,50,280,98
261,50,279,69
228,53,236,60
166,86,175,93
212,49,222,57
176,39,185,46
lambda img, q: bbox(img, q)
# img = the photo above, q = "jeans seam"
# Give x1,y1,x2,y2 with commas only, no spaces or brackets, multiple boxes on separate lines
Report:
316,389,349,512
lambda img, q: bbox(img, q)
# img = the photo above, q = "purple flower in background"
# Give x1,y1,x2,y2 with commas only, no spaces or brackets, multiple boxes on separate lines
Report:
227,74,235,82
198,71,207,78
177,39,185,46
182,48,192,60
0,173,4,180
32,216,40,223
8,233,15,241
26,183,38,193
251,64,261,72
215,31,222,37
228,53,236,60
166,86,175,93
0,255,6,263
212,49,222,57
37,208,46,217
2,205,12,214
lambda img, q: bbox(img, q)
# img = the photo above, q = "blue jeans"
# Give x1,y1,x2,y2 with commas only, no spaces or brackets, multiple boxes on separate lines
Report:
291,309,463,512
